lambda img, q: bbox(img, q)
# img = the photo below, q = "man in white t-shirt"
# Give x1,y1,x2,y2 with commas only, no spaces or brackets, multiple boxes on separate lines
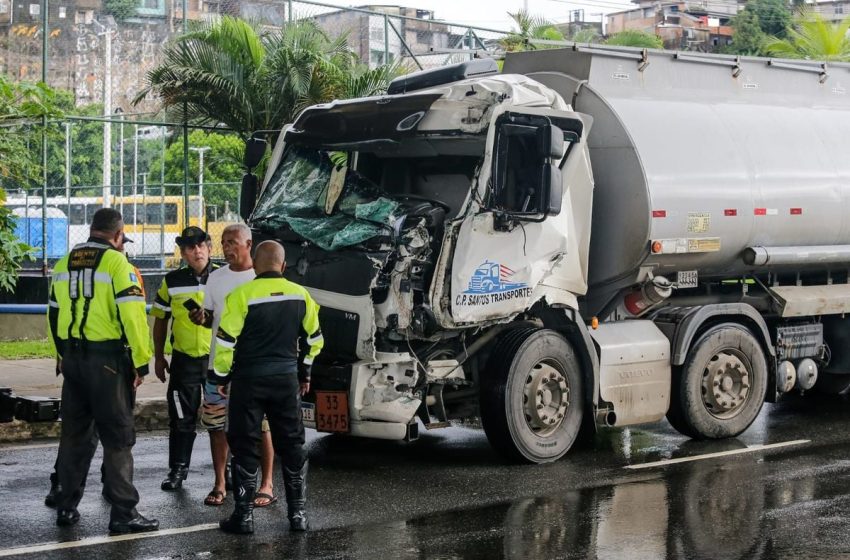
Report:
190,223,277,508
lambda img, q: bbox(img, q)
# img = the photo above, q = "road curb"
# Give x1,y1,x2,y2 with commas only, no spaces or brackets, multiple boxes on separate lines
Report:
0,397,169,443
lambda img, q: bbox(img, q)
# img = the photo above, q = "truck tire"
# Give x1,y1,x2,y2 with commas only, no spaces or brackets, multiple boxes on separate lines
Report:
666,324,767,440
480,328,584,464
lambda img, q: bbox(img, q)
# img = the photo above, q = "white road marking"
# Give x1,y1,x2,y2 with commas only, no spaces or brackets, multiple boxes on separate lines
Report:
0,442,60,451
624,439,810,470
0,523,219,557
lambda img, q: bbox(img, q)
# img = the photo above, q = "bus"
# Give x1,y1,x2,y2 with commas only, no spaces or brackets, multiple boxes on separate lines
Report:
4,194,205,258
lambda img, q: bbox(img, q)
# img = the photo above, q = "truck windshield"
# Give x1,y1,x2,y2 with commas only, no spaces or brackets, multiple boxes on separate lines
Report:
253,141,483,251
252,146,399,251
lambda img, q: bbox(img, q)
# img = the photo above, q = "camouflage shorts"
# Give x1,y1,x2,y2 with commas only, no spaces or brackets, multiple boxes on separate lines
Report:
201,381,269,432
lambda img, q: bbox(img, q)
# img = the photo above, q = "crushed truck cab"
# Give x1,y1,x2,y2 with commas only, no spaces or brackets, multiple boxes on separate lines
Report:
249,48,850,463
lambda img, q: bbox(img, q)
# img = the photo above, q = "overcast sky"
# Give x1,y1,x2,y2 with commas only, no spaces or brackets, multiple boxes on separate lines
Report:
314,0,635,31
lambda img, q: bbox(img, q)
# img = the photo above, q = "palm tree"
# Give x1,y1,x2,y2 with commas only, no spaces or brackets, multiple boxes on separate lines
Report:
605,30,664,49
500,10,565,52
134,17,402,139
763,11,850,61
572,28,601,44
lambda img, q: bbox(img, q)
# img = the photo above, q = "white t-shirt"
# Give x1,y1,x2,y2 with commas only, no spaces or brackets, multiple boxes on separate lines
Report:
205,264,256,369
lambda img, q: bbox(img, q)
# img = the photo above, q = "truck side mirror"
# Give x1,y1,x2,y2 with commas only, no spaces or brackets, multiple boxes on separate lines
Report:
490,120,565,221
244,136,267,170
240,173,258,221
541,124,564,216
545,164,562,216
542,125,565,159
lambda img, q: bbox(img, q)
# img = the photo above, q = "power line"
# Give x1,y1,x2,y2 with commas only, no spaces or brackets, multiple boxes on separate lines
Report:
547,0,637,10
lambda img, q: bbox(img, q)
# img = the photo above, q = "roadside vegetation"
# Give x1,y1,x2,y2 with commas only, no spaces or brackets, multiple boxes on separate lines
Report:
0,75,64,291
509,5,850,61
135,17,403,142
0,339,54,360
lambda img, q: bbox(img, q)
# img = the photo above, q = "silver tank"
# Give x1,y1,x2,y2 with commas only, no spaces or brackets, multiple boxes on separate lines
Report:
504,47,850,301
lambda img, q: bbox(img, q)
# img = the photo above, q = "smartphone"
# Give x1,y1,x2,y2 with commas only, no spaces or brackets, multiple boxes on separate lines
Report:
182,298,201,312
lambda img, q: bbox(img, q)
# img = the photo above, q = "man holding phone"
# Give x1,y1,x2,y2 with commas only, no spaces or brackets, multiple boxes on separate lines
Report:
151,226,218,491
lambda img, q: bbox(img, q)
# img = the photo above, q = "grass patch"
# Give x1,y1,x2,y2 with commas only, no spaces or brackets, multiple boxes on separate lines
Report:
0,339,55,360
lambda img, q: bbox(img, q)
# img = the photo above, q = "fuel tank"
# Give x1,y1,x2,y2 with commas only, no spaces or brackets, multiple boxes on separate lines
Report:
504,48,850,300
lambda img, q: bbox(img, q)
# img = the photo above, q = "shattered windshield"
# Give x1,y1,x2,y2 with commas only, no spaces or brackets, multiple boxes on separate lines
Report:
252,146,399,251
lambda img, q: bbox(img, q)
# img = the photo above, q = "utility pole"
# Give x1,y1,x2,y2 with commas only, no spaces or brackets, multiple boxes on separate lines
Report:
102,28,112,206
97,18,116,206
64,121,71,252
133,124,139,227
116,107,124,217
189,146,210,223
40,0,48,272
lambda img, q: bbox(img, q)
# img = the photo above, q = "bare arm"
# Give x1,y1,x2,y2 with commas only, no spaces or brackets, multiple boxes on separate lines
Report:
152,317,170,383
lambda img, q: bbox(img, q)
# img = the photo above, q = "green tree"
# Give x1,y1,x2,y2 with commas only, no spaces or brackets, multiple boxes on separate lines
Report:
0,75,63,290
148,130,244,214
49,94,104,192
103,0,137,22
135,17,401,141
728,8,768,55
500,10,566,52
605,30,664,49
749,0,792,38
763,11,850,61
0,93,108,197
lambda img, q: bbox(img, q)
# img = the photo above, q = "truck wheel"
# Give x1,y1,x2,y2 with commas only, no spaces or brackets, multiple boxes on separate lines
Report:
480,328,584,463
666,324,767,440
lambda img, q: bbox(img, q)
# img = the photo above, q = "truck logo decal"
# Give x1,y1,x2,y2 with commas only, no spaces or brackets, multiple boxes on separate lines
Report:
465,261,527,294
455,261,534,308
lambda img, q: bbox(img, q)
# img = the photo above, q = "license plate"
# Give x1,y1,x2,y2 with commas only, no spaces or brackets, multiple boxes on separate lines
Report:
301,402,315,423
315,391,350,433
677,270,698,289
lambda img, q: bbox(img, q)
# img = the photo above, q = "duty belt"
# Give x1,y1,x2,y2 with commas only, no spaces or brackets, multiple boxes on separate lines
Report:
64,338,126,354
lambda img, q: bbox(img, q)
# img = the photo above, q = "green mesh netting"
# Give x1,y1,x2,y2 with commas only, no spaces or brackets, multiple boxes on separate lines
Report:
252,147,398,251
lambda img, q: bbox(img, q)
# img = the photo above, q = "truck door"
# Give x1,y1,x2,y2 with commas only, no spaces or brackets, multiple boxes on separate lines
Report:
448,109,593,323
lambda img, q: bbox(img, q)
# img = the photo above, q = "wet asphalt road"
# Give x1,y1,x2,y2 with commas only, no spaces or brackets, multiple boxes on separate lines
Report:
3,393,850,559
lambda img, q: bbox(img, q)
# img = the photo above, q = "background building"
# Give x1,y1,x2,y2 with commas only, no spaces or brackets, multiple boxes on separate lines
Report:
606,0,738,51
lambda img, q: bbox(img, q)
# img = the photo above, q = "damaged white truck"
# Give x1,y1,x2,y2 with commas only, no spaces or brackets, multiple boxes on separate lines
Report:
242,46,850,463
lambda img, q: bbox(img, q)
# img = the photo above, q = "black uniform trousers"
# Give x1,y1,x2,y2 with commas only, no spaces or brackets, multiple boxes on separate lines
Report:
226,374,307,473
167,351,206,433
56,343,140,522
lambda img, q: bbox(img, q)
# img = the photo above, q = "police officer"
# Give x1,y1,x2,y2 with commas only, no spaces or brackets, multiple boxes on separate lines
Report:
210,240,323,534
151,226,218,490
47,208,158,534
45,249,145,507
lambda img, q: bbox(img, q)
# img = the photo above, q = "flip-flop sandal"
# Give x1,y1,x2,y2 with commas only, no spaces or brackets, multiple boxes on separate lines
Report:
254,492,278,508
204,490,225,506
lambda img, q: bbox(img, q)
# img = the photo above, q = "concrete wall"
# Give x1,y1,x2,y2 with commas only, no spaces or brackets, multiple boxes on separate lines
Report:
0,313,157,341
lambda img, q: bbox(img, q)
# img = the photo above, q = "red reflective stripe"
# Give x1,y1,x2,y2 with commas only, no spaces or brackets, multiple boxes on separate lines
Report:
790,208,803,215
754,208,767,216
652,210,667,218
724,209,737,216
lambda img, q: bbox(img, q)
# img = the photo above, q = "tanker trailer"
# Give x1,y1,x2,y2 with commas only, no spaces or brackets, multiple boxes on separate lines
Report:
246,46,850,464
504,46,850,448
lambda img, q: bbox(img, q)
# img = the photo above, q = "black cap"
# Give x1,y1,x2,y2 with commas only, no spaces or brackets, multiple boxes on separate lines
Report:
176,226,210,247
122,234,134,244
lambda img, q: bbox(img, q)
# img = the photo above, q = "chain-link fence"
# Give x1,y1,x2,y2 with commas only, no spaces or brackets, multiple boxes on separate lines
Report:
6,118,242,269
1,0,509,271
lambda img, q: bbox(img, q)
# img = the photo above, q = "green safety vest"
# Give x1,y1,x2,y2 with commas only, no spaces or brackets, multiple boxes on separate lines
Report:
151,262,219,359
47,238,152,371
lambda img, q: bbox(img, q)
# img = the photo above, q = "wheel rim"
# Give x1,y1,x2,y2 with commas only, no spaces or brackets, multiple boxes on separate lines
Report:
701,350,752,419
522,360,570,437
